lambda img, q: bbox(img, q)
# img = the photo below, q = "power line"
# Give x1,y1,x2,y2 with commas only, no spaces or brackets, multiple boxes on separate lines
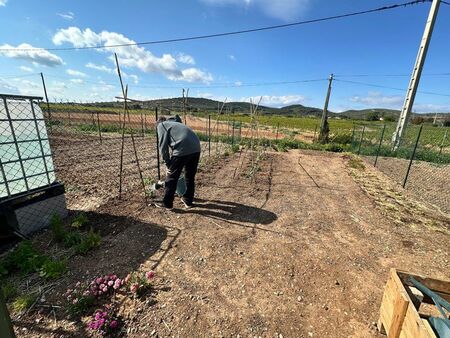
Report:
334,72,450,78
43,74,328,89
0,0,431,52
334,79,450,97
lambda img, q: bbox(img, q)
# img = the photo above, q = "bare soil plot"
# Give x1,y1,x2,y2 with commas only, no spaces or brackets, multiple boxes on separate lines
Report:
10,148,449,337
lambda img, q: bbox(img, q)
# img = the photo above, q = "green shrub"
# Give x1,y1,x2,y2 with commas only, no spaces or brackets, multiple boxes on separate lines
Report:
331,133,353,145
7,241,47,275
75,228,101,254
50,214,65,242
39,259,67,280
71,213,89,229
63,232,83,247
2,282,18,302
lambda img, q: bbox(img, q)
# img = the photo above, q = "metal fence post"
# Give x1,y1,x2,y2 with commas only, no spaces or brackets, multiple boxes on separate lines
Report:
403,125,423,188
438,129,448,157
357,125,366,155
155,107,161,180
231,120,235,147
350,124,355,148
96,111,102,144
208,114,211,157
374,124,386,167
313,124,318,142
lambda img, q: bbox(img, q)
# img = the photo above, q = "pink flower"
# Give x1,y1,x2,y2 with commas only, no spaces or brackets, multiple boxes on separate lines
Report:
145,271,155,280
130,283,139,293
108,280,114,287
83,291,90,297
96,277,104,284
113,279,122,290
109,320,118,329
124,274,131,284
72,298,78,304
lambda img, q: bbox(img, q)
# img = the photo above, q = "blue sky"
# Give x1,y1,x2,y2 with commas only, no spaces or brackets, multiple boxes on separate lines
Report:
0,0,449,112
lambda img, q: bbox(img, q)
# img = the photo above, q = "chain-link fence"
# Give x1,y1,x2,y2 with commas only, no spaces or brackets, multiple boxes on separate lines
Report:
351,123,450,213
0,94,66,237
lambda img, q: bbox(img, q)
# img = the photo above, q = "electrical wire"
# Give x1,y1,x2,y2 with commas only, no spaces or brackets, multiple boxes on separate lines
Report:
0,0,431,52
334,78,450,97
43,74,328,89
334,72,450,78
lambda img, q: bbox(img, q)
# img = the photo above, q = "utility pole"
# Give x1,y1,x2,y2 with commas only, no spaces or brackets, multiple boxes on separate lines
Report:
392,0,441,149
318,73,333,144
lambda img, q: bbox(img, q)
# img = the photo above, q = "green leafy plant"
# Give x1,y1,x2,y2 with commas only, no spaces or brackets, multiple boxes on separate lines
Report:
7,241,47,275
50,214,65,243
39,259,67,280
1,282,18,302
63,231,83,247
71,213,89,229
11,294,37,313
75,228,101,254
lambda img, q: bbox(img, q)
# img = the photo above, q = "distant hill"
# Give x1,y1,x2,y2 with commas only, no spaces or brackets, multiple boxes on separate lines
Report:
92,97,449,120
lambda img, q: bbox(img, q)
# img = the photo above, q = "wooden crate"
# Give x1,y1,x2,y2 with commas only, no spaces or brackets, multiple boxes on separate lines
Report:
378,268,450,338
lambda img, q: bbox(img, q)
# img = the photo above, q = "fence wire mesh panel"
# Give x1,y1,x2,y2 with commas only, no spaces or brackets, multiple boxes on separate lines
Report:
0,96,55,199
42,101,159,209
0,94,67,236
352,122,450,213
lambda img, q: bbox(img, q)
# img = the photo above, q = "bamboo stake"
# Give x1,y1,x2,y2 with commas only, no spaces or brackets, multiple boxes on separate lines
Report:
115,53,147,200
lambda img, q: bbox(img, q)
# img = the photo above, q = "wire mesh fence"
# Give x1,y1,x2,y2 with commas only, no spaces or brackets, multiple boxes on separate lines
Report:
351,122,450,213
2,90,449,239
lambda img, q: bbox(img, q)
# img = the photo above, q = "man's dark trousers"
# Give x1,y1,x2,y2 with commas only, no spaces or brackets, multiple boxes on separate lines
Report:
163,152,200,208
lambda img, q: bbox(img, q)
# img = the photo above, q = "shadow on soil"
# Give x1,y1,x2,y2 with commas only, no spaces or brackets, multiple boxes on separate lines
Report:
180,199,277,225
11,210,169,338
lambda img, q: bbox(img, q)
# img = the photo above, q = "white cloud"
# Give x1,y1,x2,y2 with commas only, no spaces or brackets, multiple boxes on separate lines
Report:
350,91,403,108
66,68,87,77
19,66,33,72
177,53,195,65
169,68,213,83
242,94,306,107
234,81,242,86
129,74,139,84
53,27,213,83
0,43,63,67
57,12,75,20
85,62,114,73
413,103,450,113
229,54,236,61
70,78,84,84
0,80,19,94
0,0,8,7
201,0,310,21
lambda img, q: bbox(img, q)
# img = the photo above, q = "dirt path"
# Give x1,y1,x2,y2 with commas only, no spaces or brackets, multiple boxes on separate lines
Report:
95,150,449,337
10,149,449,337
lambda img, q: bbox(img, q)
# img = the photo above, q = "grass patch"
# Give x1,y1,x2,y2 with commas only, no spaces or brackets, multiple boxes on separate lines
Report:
11,294,37,313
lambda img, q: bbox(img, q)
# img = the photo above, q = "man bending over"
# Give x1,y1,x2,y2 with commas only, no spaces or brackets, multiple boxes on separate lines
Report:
155,116,201,209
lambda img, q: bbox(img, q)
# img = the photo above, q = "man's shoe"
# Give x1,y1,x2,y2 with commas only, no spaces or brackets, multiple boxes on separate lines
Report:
180,197,193,209
154,202,173,210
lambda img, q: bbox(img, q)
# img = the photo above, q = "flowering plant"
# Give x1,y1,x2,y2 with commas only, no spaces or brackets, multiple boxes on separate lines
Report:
124,270,155,296
88,274,124,298
88,305,121,336
64,281,95,315
65,275,123,315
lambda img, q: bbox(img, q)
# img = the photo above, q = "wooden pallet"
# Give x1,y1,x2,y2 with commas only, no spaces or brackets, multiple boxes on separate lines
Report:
378,268,450,338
